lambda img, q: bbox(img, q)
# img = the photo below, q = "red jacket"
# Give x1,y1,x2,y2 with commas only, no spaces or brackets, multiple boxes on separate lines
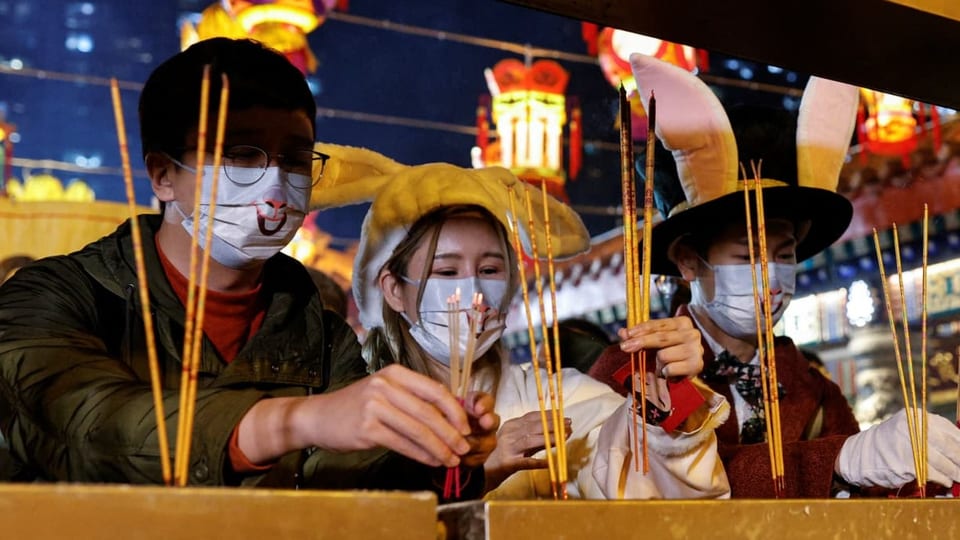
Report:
588,305,860,498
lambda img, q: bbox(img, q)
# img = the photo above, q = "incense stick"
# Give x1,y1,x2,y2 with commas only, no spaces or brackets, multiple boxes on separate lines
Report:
636,90,658,474
174,65,212,486
892,223,925,495
507,186,559,498
752,167,785,495
109,78,172,486
539,182,568,497
448,290,461,398
460,293,482,397
178,73,229,487
920,204,929,491
741,168,778,496
872,227,923,492
523,187,566,498
618,85,644,473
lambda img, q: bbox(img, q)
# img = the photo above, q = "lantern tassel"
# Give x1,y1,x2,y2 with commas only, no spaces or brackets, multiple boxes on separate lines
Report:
569,98,582,180
581,23,599,56
931,104,942,154
477,96,490,160
856,103,868,165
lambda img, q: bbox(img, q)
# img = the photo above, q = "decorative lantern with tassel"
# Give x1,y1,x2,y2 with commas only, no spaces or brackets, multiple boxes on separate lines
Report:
180,0,340,75
857,89,919,158
472,58,581,202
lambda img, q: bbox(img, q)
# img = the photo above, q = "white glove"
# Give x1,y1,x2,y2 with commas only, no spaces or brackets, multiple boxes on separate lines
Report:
836,408,960,489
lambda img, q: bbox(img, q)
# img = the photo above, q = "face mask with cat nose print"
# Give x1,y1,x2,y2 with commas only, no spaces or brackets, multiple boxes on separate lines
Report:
166,161,308,269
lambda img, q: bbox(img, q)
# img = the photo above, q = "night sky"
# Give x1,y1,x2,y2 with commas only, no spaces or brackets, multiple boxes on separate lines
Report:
0,0,809,246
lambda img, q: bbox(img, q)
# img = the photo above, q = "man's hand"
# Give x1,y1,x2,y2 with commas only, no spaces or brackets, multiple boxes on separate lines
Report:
287,364,475,468
617,316,704,379
836,408,960,489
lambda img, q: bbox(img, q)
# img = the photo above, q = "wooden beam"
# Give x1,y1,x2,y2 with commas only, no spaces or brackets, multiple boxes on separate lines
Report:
887,0,960,22
503,0,960,109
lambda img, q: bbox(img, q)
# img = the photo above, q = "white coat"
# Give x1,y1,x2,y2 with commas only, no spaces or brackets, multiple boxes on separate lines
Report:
483,363,731,500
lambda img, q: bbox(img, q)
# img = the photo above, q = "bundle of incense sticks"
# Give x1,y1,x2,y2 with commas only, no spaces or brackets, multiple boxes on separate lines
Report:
507,186,561,499
619,84,655,474
537,181,569,496
110,66,229,487
742,166,785,497
871,205,930,497
522,185,569,499
174,69,230,487
509,184,568,499
443,290,484,499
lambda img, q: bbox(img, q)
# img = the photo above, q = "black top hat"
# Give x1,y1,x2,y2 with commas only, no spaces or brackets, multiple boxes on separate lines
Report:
629,53,859,276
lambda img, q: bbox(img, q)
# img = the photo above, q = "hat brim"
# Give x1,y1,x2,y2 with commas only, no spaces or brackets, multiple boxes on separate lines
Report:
648,186,852,276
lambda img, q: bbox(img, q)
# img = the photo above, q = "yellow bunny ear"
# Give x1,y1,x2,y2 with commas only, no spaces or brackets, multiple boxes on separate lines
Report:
310,142,410,210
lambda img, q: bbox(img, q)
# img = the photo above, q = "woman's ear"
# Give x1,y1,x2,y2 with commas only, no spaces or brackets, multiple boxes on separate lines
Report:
146,152,176,203
669,240,701,282
379,269,407,314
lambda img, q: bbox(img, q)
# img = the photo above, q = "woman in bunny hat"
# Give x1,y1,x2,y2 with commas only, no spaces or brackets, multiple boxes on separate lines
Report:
310,146,731,499
589,53,960,498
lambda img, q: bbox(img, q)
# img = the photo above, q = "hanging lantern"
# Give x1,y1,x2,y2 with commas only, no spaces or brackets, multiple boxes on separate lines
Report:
180,0,338,75
857,89,919,157
6,172,95,202
473,58,580,202
593,26,703,140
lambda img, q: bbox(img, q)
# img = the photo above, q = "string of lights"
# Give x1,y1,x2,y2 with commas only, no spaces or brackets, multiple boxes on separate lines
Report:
0,12,806,184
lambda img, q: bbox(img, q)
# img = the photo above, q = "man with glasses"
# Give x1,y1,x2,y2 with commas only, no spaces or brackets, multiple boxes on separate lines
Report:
0,38,499,495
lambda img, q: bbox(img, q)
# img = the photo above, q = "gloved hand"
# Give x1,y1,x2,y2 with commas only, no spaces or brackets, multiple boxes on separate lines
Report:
835,408,960,489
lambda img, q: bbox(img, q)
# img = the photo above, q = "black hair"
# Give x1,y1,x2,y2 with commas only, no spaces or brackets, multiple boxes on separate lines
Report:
1,255,35,283
138,37,316,162
547,318,614,374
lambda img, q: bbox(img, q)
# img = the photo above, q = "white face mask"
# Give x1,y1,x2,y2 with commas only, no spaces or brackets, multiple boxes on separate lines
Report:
689,260,796,340
402,276,508,366
166,162,308,269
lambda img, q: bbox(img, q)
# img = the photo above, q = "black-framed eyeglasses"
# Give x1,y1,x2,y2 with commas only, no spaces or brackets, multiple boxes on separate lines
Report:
176,144,329,188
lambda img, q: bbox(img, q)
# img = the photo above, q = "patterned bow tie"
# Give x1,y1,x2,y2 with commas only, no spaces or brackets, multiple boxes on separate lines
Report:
703,350,785,444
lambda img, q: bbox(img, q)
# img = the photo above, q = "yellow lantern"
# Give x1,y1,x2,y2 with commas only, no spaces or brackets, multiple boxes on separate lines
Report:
180,0,336,75
6,172,95,203
474,58,580,201
858,89,918,156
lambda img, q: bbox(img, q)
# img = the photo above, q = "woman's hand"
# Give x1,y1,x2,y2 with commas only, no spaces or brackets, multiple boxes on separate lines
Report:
483,410,571,491
459,391,501,468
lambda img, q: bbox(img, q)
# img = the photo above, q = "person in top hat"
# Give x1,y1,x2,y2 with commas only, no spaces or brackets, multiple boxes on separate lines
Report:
589,53,960,498
308,144,731,499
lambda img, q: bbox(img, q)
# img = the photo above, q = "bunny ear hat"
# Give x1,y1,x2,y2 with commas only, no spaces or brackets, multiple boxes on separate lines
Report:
630,53,860,276
309,143,590,331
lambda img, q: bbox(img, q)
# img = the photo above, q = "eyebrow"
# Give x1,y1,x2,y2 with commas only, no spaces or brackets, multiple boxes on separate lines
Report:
433,252,505,261
734,236,797,251
773,237,797,251
222,130,314,148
